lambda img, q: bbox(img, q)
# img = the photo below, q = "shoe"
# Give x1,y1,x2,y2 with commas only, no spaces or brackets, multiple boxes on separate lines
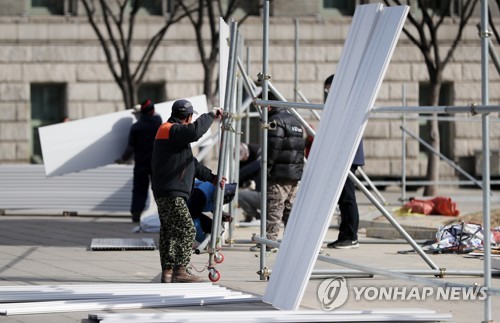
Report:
160,267,173,283
330,240,359,249
171,266,204,283
249,243,278,252
327,240,339,248
222,211,233,223
249,244,260,251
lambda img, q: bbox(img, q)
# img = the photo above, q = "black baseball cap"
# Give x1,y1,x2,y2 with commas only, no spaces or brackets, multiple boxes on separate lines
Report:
171,99,199,118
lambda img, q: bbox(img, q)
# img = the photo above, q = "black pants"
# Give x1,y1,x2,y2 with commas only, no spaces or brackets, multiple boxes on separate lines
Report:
131,164,151,215
187,188,213,234
338,166,359,241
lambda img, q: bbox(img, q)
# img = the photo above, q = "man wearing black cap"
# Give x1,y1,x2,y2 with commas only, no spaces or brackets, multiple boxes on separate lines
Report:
116,99,162,223
152,99,223,283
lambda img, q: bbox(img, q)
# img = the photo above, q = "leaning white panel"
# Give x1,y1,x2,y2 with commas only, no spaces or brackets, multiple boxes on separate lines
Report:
263,4,409,310
39,95,209,177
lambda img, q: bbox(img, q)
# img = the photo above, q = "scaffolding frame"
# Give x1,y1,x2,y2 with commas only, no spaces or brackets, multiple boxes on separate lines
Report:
250,0,496,319
212,1,497,319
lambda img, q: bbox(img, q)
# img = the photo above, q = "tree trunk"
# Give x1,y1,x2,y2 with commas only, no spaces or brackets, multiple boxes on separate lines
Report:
119,80,138,110
122,87,132,110
423,82,441,196
204,61,216,108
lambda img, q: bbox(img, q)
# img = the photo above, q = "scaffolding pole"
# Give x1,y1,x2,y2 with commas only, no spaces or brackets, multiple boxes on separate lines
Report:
480,0,492,320
310,269,500,278
401,84,408,201
208,21,239,282
258,0,271,280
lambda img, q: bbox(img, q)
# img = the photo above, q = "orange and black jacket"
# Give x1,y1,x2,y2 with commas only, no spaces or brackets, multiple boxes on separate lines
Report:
151,112,216,200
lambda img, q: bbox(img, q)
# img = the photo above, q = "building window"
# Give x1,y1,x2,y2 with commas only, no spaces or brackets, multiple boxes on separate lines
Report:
236,0,261,16
138,83,166,105
135,0,164,16
412,0,461,18
30,0,65,15
418,82,455,159
322,0,356,16
30,84,67,164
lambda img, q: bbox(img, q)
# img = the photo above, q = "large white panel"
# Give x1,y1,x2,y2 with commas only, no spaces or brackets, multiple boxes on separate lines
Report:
39,95,209,177
263,4,409,310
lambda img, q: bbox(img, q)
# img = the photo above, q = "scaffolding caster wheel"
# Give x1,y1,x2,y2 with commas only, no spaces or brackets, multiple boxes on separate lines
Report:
208,268,221,282
214,252,224,264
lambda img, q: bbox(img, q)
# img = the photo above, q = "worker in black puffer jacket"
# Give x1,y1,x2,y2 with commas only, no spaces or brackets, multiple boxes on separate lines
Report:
250,103,305,252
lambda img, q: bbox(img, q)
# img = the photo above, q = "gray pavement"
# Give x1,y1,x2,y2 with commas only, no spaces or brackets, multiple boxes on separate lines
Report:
0,187,499,322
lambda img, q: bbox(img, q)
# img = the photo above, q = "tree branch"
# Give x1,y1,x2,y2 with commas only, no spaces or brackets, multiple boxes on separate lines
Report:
442,0,478,67
99,0,124,73
489,2,500,44
81,0,122,87
133,2,188,82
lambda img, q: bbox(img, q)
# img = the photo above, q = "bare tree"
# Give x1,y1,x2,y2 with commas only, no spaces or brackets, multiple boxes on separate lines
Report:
490,0,500,44
384,0,478,196
177,0,260,107
80,0,186,110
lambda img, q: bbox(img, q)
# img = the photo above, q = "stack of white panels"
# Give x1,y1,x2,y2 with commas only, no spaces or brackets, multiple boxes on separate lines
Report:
89,309,453,323
263,3,409,310
0,283,259,315
0,164,134,214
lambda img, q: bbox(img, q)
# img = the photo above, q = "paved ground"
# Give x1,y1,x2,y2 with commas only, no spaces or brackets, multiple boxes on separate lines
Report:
0,187,499,322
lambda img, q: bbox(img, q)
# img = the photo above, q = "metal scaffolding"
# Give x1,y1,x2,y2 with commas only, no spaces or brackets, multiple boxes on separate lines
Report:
229,1,500,321
213,1,498,320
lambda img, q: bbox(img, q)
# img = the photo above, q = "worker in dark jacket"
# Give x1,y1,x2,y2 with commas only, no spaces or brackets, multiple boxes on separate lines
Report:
324,74,365,249
116,99,162,223
250,104,305,252
239,142,260,170
151,99,222,283
238,143,262,223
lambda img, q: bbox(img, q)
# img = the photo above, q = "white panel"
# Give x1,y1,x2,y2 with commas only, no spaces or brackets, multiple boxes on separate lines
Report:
0,295,255,316
39,95,209,177
0,164,133,213
219,18,230,109
92,310,452,323
263,4,409,310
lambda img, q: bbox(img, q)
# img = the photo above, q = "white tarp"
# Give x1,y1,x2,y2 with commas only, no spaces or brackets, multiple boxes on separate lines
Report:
39,95,209,177
263,3,409,310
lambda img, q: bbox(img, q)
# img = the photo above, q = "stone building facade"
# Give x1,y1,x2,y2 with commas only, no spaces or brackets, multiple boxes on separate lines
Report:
0,0,499,185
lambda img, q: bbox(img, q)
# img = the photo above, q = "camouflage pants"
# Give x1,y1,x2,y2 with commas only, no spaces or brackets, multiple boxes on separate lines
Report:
156,196,196,269
266,179,299,241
